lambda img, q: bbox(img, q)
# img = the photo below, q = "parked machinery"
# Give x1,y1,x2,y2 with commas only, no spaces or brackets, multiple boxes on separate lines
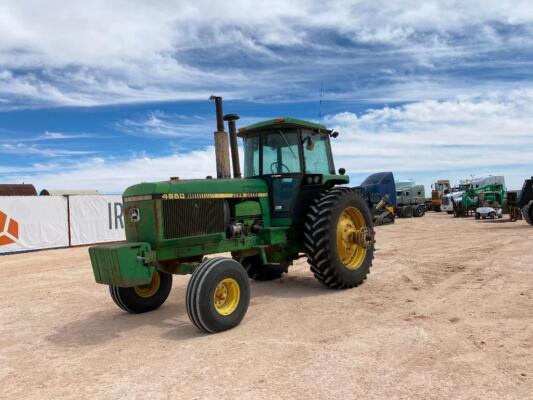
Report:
396,183,426,218
441,180,472,214
507,177,533,225
88,96,376,333
353,172,396,225
431,180,451,212
453,183,505,218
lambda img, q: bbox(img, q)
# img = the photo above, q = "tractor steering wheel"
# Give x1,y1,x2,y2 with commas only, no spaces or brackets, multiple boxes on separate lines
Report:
270,161,291,174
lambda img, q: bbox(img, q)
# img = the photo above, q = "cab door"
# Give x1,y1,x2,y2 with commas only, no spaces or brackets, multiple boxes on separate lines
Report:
261,131,303,219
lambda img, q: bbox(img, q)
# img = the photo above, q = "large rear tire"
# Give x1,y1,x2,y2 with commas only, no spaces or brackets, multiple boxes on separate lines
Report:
304,188,374,289
186,257,250,333
109,270,173,314
522,202,533,225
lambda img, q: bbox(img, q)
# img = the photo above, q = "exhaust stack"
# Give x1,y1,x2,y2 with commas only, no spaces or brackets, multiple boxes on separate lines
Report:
209,96,231,179
223,113,242,178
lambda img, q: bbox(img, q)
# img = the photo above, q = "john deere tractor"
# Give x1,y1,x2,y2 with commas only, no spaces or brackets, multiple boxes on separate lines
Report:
89,97,375,333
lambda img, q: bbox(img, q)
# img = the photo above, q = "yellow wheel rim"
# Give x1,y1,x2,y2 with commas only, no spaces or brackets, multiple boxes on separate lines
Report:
336,207,370,270
213,278,240,316
134,271,161,298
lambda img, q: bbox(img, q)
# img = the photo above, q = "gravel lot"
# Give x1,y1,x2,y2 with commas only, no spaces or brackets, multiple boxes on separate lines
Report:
1,212,532,399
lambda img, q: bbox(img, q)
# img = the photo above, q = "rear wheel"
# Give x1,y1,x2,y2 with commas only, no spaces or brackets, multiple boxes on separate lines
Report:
413,205,425,217
109,270,173,314
489,212,496,219
186,257,250,333
304,188,374,289
522,202,533,225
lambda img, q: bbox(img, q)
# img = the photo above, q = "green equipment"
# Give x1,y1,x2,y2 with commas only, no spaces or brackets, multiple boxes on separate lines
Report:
453,183,505,217
89,96,375,333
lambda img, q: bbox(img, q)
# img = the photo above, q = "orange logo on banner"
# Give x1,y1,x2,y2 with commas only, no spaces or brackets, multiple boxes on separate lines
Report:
0,210,19,246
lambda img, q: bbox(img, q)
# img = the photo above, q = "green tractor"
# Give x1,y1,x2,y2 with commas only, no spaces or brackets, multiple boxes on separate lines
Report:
89,97,375,333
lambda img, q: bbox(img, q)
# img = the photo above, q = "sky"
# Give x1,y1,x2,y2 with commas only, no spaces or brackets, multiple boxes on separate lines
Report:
1,0,533,194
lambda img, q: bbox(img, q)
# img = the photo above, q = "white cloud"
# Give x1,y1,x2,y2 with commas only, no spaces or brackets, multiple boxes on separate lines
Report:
0,142,96,157
3,89,532,193
5,149,218,193
1,1,533,107
326,89,533,190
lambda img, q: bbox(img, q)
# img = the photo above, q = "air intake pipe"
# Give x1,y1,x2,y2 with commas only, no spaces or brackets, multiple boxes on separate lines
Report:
223,113,242,178
209,95,231,179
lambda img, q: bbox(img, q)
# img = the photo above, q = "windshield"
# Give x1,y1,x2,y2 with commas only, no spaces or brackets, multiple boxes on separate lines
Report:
263,131,301,174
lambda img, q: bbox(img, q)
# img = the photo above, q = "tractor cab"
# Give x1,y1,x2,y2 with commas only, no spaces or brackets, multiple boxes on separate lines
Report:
238,117,347,223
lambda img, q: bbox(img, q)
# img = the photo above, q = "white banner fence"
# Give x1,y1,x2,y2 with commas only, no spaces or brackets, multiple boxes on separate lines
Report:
0,195,125,254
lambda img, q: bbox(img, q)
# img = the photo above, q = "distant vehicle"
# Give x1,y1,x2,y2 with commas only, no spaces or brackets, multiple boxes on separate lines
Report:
475,206,503,219
395,182,426,218
442,180,472,214
507,177,533,225
354,172,396,225
431,180,451,212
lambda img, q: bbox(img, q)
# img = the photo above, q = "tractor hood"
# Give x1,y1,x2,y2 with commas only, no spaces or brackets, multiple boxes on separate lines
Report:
123,178,269,201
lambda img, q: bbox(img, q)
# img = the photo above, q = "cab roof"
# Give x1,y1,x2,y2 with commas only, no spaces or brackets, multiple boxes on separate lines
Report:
237,117,330,137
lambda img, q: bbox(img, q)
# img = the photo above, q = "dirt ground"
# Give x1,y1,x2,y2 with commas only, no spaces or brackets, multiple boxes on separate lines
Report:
1,213,532,400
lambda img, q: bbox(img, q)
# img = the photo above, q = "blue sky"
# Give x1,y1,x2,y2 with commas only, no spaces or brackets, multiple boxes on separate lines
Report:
1,0,533,193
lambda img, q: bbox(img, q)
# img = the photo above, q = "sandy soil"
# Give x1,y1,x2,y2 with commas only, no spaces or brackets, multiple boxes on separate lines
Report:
1,213,532,399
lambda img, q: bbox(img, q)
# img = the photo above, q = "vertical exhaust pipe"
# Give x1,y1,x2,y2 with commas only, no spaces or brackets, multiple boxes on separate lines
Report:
223,113,241,178
209,95,231,179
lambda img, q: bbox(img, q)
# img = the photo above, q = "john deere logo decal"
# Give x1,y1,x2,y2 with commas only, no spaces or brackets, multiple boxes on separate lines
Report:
0,210,19,246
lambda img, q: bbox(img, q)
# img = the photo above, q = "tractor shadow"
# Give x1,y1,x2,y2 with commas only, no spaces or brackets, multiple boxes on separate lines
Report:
45,298,203,347
46,272,336,346
249,273,338,299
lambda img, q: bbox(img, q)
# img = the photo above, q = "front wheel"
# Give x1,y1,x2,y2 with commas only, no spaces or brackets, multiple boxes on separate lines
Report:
304,188,374,289
186,257,250,333
109,270,173,313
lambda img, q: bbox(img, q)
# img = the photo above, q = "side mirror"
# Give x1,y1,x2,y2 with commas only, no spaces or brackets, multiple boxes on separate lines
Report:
338,168,346,175
330,131,339,138
306,136,315,151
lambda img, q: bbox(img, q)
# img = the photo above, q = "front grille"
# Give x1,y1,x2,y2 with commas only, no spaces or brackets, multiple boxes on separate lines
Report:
161,199,227,239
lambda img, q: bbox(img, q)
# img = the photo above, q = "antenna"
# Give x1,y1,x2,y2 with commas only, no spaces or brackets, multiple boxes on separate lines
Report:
318,82,323,119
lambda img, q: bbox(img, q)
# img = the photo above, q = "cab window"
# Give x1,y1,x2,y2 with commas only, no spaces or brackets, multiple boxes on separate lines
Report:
302,132,332,174
243,135,260,177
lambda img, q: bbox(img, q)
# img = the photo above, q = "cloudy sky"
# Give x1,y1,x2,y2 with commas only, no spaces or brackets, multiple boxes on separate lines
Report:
1,0,533,193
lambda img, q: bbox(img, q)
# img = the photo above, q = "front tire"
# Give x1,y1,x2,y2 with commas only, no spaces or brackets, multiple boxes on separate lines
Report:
109,270,173,314
304,188,374,289
186,257,250,333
